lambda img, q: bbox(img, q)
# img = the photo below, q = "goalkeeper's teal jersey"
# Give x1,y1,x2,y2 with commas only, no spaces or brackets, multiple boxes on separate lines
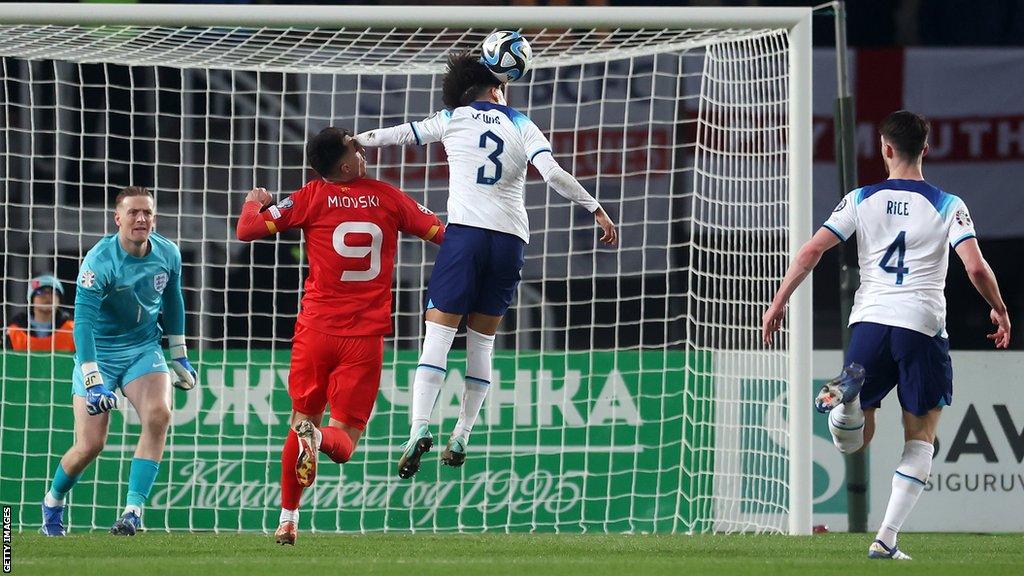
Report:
73,232,184,363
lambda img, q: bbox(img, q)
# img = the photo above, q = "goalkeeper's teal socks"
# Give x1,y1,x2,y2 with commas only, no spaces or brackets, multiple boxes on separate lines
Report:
46,463,81,504
126,457,160,512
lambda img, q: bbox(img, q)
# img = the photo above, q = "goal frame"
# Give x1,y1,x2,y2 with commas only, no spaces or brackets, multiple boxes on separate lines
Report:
0,3,813,535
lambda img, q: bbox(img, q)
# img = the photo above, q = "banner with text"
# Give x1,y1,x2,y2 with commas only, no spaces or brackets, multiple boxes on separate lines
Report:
813,350,1024,532
0,350,713,533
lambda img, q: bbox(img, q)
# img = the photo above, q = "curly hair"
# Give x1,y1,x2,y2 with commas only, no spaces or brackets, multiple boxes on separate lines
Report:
442,52,502,109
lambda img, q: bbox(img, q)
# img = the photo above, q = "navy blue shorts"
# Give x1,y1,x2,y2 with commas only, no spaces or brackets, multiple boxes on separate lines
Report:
845,322,953,416
426,224,526,316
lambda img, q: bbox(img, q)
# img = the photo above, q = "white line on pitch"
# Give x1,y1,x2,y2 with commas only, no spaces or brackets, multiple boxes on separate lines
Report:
106,444,644,454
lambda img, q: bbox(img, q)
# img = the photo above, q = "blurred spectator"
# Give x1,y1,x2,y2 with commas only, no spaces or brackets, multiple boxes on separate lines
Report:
5,275,75,352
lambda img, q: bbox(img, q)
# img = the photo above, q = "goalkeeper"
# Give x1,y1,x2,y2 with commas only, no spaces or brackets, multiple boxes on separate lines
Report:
40,186,197,537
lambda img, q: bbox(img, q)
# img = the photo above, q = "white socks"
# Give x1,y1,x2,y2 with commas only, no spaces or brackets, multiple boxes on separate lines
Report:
828,395,865,453
876,439,934,548
451,327,495,442
124,505,142,517
43,492,63,508
410,321,458,433
279,508,298,525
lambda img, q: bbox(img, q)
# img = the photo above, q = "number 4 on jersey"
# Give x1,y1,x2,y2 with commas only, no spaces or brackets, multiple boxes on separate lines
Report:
879,230,909,285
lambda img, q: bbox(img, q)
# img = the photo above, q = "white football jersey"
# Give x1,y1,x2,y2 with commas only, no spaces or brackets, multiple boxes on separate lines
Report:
412,102,552,243
824,179,977,337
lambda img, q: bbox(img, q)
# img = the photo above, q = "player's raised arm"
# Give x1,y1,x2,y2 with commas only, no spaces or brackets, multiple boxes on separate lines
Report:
236,182,315,242
235,187,277,241
955,238,1011,348
356,109,449,148
531,151,617,246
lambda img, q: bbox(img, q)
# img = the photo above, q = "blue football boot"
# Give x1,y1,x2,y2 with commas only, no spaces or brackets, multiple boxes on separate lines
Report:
110,510,141,536
815,363,865,414
40,501,66,536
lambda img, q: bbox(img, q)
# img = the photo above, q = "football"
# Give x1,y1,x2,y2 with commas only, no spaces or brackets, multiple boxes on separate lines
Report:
480,30,532,83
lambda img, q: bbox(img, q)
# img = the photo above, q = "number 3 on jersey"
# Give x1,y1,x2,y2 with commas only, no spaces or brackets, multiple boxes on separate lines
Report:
332,221,383,281
476,131,504,185
879,230,909,285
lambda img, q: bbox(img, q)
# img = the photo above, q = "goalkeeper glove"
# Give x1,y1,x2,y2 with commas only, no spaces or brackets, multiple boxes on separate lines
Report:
82,362,117,415
168,335,198,391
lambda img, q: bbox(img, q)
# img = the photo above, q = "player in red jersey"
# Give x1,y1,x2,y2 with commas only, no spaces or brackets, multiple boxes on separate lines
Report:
235,127,444,545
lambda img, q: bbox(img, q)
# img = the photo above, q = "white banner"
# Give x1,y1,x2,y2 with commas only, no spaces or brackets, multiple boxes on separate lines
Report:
813,350,1024,532
813,48,1024,240
869,351,1024,532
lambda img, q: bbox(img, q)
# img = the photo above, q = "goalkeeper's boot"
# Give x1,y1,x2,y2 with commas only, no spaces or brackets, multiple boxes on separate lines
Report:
39,501,66,536
815,363,865,414
868,540,911,560
110,510,141,536
397,425,433,479
441,435,467,468
275,521,297,546
294,419,321,488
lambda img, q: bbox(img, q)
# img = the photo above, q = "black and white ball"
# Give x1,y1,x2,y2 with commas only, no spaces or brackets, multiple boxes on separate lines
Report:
480,31,532,83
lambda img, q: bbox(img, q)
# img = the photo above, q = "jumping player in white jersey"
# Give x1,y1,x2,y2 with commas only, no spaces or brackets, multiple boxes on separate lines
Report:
762,111,1011,559
357,53,617,478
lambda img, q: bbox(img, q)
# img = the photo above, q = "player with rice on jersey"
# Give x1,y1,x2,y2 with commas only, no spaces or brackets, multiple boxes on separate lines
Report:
762,111,1011,559
356,52,618,479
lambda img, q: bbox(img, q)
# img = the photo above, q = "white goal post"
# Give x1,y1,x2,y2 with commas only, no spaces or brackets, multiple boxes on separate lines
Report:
0,4,812,535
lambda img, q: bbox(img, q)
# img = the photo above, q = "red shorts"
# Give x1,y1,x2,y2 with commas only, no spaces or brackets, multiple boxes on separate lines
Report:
288,322,384,430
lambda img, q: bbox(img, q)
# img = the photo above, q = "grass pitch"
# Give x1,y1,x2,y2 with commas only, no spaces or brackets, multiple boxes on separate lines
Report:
10,532,1024,575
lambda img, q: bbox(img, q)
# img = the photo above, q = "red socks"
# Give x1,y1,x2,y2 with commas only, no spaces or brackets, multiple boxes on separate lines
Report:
281,425,356,510
319,426,355,463
280,429,303,510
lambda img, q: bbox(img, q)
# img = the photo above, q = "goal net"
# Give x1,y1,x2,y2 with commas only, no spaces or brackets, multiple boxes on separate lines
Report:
0,6,812,535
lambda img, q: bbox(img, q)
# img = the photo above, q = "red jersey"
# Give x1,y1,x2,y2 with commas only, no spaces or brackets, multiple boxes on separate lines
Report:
238,178,443,336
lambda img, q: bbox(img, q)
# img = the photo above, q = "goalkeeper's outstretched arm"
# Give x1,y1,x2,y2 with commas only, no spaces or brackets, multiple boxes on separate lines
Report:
532,151,617,245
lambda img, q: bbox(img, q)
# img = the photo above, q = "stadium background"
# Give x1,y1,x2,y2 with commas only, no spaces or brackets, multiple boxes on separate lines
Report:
4,0,1022,352
1,0,1022,538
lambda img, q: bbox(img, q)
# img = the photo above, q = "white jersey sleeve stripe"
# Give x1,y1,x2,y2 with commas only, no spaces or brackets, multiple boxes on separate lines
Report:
410,122,422,145
529,147,552,164
951,232,977,248
823,190,858,240
822,222,847,241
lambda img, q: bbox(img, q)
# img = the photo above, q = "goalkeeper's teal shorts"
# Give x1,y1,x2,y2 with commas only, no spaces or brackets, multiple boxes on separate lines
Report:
71,343,168,397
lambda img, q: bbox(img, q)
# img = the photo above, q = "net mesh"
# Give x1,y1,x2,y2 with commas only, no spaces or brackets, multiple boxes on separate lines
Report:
0,23,795,534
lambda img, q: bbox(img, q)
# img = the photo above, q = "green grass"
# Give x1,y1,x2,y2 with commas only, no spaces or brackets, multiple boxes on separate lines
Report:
9,532,1024,575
